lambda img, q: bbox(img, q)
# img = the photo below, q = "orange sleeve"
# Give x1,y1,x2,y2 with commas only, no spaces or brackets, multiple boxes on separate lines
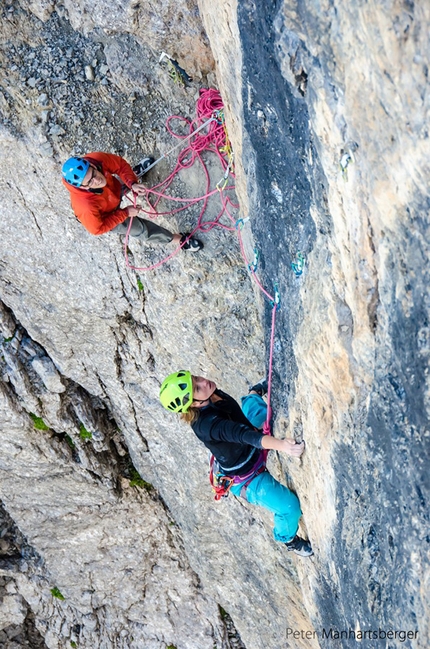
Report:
87,152,138,189
72,197,128,235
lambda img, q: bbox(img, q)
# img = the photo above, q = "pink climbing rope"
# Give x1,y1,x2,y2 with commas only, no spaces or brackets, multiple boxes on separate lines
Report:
123,88,236,272
263,304,278,436
123,88,279,432
233,224,279,435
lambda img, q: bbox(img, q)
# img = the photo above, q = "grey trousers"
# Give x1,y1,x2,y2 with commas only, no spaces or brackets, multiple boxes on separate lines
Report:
112,217,173,244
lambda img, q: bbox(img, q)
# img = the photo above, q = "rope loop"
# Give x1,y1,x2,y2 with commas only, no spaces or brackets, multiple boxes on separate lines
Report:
124,88,236,273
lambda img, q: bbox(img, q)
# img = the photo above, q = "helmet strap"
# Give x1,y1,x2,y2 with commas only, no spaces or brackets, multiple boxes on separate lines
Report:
192,388,216,408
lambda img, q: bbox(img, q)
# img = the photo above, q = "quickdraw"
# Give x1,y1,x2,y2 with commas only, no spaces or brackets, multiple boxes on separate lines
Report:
212,474,235,501
235,216,250,230
291,251,305,276
248,248,259,273
216,157,234,191
213,109,225,125
270,283,280,310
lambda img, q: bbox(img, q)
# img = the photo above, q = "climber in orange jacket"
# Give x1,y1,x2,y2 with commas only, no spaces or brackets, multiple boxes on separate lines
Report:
61,152,203,251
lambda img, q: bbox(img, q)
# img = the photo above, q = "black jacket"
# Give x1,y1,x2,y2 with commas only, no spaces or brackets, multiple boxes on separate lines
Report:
191,389,264,475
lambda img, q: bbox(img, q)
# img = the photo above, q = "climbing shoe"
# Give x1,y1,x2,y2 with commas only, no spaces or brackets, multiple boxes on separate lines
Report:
133,156,155,177
248,379,268,397
180,233,204,252
285,536,313,557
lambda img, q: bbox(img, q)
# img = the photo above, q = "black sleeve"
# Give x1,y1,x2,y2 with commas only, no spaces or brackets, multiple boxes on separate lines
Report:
208,416,264,448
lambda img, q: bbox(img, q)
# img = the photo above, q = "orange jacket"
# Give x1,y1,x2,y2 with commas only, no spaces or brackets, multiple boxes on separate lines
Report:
62,152,138,235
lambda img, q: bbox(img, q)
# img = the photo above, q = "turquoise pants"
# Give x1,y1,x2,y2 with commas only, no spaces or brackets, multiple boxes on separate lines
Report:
241,392,268,429
231,392,301,543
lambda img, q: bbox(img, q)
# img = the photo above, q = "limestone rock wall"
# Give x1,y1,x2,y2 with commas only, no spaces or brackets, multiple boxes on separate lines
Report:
0,307,240,649
200,0,430,647
0,1,263,648
1,0,429,648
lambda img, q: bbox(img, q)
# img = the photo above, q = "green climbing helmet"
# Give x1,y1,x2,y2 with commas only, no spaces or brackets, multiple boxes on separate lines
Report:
159,370,193,413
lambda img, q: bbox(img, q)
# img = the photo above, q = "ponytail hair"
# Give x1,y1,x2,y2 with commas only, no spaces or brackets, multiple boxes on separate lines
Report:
180,407,200,425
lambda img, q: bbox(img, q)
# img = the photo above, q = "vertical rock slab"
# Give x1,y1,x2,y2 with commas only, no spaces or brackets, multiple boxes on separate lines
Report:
200,0,429,646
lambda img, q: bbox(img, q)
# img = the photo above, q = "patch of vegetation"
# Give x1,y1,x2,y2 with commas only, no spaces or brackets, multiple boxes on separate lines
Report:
79,424,92,440
70,642,77,648
29,413,50,431
136,278,144,292
166,645,177,649
50,587,65,600
2,336,13,342
65,434,75,449
129,468,153,491
219,605,228,621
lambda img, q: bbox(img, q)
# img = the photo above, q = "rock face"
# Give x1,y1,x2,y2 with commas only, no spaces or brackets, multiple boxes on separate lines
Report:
0,310,240,649
200,0,430,646
0,1,429,649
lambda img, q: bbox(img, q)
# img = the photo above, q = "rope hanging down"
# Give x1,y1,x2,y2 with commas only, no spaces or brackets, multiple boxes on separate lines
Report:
125,88,280,433
235,224,280,436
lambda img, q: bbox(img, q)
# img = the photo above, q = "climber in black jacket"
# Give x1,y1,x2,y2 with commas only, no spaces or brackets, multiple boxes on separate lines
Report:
159,371,313,557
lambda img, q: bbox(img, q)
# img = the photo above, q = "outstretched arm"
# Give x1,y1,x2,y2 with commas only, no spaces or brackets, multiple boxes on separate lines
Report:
261,435,305,457
87,152,138,188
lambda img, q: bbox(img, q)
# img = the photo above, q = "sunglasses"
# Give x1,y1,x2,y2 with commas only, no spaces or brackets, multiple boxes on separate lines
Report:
81,166,97,188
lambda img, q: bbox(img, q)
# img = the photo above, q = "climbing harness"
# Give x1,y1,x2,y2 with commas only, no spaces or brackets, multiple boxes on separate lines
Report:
209,450,268,501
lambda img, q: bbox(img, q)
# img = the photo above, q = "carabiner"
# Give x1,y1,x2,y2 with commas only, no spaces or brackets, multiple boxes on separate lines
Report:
270,283,281,309
291,252,305,277
235,216,250,230
248,248,259,273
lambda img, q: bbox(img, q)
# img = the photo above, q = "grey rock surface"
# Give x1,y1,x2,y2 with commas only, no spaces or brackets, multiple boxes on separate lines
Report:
201,0,430,647
0,315,239,649
1,0,429,648
0,2,260,648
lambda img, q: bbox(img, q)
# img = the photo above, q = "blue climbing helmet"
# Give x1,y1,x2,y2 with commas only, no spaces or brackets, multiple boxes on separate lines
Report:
62,157,90,187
